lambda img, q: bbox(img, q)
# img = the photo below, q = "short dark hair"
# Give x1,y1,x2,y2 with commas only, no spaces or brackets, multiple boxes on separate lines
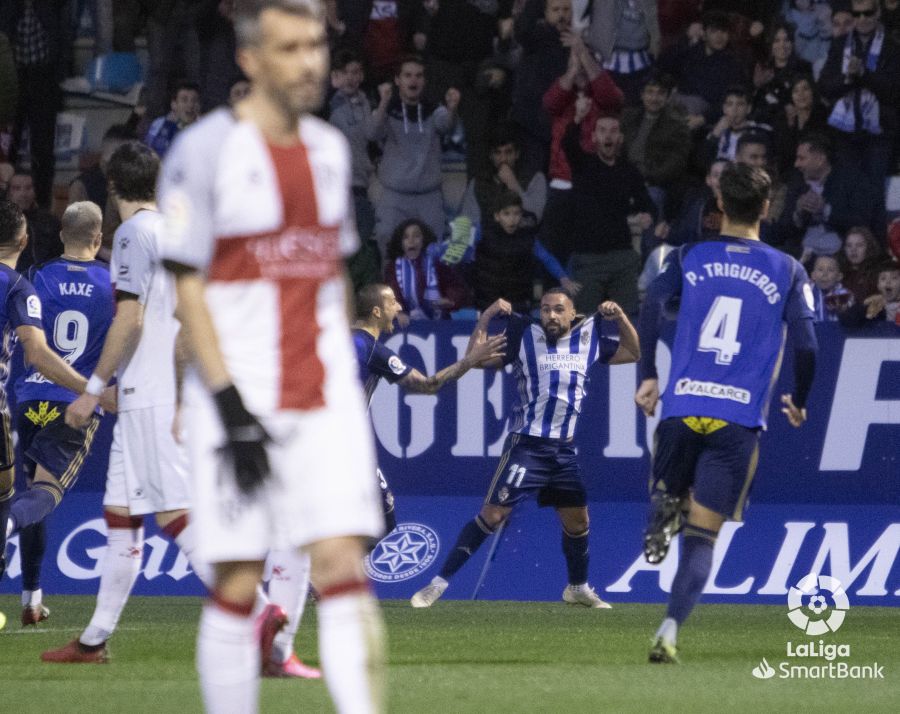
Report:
718,163,772,225
493,190,522,214
876,260,900,277
0,198,26,247
107,141,160,202
736,132,769,153
543,286,574,303
333,48,363,71
723,85,751,103
798,131,832,161
642,70,674,94
356,283,390,318
395,54,425,75
170,80,200,102
386,218,436,261
488,121,521,152
702,10,731,31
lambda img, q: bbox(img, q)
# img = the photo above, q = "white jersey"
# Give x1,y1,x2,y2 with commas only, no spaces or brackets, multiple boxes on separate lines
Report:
111,210,179,411
157,109,361,416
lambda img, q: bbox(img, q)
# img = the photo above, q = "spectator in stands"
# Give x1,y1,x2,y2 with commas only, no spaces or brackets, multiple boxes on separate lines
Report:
586,0,660,105
541,36,623,260
751,21,813,126
458,122,547,229
562,106,654,316
809,253,854,321
666,158,727,245
659,10,747,124
622,71,690,214
384,218,468,320
227,77,250,107
777,134,877,255
885,0,900,44
841,225,883,303
7,167,61,271
196,0,241,112
1,0,67,208
68,125,133,209
372,55,460,256
783,1,832,65
471,191,579,312
818,0,900,202
144,80,201,158
813,4,854,78
702,85,769,164
840,260,900,325
510,0,573,174
772,74,830,175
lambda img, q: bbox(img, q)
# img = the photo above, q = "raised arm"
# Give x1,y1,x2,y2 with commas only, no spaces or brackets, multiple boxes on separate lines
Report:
399,331,506,395
599,301,640,365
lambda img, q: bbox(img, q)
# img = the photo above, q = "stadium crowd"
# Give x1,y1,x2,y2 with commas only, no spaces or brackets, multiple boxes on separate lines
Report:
1,0,900,325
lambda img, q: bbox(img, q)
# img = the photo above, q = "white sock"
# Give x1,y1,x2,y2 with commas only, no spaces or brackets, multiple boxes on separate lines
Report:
317,588,385,714
80,526,144,646
21,589,42,607
266,549,311,664
164,517,214,589
656,617,678,645
197,600,259,714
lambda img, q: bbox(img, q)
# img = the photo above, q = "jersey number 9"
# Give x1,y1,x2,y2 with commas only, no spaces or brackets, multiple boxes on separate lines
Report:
53,309,89,364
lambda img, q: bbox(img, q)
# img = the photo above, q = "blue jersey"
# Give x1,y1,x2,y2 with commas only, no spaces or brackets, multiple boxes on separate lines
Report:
503,314,619,440
0,264,44,410
352,328,413,408
16,258,114,404
641,237,815,428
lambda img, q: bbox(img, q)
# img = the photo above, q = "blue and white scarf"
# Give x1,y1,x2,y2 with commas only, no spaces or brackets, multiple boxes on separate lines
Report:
394,246,441,318
828,28,884,135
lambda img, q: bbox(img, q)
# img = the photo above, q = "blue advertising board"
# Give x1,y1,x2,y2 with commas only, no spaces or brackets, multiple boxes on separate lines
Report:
2,323,898,605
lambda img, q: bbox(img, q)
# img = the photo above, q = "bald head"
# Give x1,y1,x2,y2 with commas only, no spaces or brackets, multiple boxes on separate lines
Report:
61,201,103,250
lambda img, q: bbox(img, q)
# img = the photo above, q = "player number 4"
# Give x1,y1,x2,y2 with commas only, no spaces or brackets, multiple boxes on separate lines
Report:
698,296,742,365
506,463,526,488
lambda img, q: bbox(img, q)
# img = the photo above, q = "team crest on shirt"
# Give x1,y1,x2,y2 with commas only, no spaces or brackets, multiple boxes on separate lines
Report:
364,523,440,583
581,331,590,345
498,486,510,503
26,295,42,318
388,356,407,375
119,236,129,250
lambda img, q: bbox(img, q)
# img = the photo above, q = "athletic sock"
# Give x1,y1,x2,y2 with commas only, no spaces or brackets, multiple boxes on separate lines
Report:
9,483,62,532
80,512,144,646
21,588,43,608
655,617,678,646
161,513,213,588
561,528,589,586
317,581,385,714
197,595,259,714
0,480,13,570
438,515,494,580
266,549,311,664
20,521,47,593
666,525,717,626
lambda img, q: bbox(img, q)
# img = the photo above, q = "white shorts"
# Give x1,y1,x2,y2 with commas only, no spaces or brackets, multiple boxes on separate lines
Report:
103,404,192,516
186,382,381,563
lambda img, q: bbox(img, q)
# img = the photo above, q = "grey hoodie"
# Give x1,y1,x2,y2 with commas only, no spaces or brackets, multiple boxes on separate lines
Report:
328,89,378,189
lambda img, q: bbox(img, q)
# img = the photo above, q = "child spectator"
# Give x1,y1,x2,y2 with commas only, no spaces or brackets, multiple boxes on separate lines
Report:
384,219,468,320
841,226,882,304
472,191,580,312
809,253,853,321
840,261,900,325
702,85,769,164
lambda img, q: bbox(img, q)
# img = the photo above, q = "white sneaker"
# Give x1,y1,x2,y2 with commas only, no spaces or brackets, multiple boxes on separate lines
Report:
562,584,612,609
410,577,448,608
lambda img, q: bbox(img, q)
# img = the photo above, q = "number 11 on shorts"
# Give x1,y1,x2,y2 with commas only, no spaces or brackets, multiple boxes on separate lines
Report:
506,463,526,488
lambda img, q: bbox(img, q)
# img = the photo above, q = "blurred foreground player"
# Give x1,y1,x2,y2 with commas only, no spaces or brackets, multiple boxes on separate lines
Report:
635,162,818,663
8,202,113,626
411,291,639,609
159,2,386,712
353,283,505,534
42,142,212,664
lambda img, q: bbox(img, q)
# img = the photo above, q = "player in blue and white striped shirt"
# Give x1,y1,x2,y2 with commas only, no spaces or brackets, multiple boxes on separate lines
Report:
411,288,640,608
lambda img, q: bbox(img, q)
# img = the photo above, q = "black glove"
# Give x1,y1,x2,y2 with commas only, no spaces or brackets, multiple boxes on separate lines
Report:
213,385,270,495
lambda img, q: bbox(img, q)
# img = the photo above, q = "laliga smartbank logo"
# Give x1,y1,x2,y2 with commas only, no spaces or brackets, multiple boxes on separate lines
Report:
751,573,885,681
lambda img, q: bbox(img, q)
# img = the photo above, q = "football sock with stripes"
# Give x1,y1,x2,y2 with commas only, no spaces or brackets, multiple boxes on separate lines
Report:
197,595,259,714
19,520,47,594
80,512,144,646
438,515,495,580
9,482,62,533
161,513,213,589
317,581,385,714
561,528,590,585
666,525,717,626
267,549,312,664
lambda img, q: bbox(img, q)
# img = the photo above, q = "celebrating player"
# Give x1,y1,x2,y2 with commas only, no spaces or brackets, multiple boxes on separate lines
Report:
42,142,212,664
6,201,113,626
158,2,386,712
354,282,506,533
411,290,640,608
635,162,817,664
0,199,113,585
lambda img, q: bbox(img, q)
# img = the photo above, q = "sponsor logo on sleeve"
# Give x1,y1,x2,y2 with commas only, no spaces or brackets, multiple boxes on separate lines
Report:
388,356,407,375
26,295,42,319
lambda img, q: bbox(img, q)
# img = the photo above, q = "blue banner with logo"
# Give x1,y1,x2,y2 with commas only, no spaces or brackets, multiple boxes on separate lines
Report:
2,323,898,604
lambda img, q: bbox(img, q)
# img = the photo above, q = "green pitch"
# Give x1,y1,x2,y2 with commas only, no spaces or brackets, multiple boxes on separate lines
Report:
1,596,897,713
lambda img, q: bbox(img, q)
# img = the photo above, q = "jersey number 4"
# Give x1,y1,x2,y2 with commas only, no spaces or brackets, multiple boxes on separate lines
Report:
698,296,742,365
